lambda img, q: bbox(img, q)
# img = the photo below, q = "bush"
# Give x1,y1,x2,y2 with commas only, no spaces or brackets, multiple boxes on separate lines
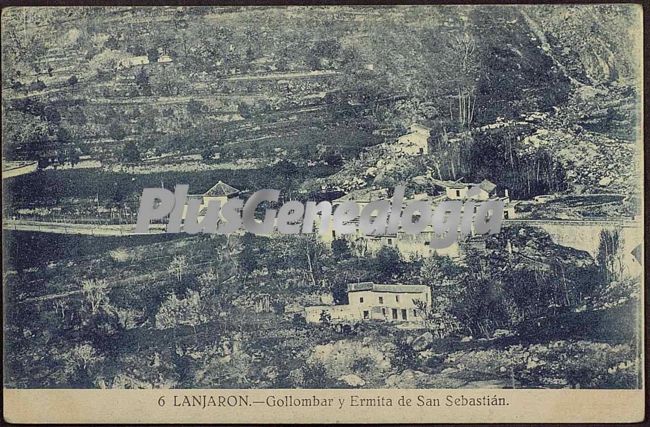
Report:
109,248,132,263
373,246,403,280
448,340,639,389
521,340,638,389
108,122,127,141
201,147,214,161
393,339,418,371
301,362,329,388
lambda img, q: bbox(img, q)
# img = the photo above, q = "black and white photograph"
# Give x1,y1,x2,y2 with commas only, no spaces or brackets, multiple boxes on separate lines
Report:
1,4,644,423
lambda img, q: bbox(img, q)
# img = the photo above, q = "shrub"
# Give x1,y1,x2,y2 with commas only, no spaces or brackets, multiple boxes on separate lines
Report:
109,248,132,263
301,362,329,388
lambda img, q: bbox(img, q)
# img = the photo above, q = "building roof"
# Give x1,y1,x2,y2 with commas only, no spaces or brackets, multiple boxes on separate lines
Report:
431,178,497,193
411,175,432,186
430,178,469,190
333,187,389,204
203,181,239,197
347,282,430,294
478,179,497,193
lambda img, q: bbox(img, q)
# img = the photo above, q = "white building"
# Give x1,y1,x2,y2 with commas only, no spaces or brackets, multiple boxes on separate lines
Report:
431,178,496,201
200,181,240,207
117,56,150,69
431,178,517,219
183,181,240,220
305,282,431,324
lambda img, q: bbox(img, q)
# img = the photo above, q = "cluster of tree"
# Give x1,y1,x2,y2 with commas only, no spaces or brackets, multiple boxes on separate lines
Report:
426,124,567,199
134,68,153,96
233,226,613,341
415,228,608,338
5,99,86,168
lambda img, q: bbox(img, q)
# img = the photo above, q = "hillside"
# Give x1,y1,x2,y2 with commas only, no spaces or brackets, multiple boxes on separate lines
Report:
1,6,641,201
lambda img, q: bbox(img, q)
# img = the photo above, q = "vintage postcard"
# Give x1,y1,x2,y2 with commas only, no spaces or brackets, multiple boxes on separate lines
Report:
2,4,644,424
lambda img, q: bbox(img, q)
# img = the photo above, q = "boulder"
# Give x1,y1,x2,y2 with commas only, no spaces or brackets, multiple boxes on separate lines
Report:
411,332,434,351
338,374,366,387
598,176,612,187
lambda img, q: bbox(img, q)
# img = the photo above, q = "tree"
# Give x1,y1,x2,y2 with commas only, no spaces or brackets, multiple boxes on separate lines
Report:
272,159,299,177
308,39,342,70
239,233,259,276
43,106,61,124
414,297,460,338
393,339,418,371
301,363,329,388
168,255,188,282
322,151,344,167
296,236,327,288
134,68,151,95
28,80,46,92
121,141,141,164
331,238,351,259
56,343,105,387
69,108,87,126
113,307,144,331
373,246,403,280
237,102,253,119
81,279,110,314
108,122,127,141
56,127,74,145
319,310,332,325
419,253,463,285
187,99,204,116
201,146,214,161
104,36,119,50
597,229,623,281
146,47,160,63
155,290,207,334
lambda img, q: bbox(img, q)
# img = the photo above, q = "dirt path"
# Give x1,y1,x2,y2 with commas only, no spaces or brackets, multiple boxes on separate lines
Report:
223,70,339,81
3,219,164,236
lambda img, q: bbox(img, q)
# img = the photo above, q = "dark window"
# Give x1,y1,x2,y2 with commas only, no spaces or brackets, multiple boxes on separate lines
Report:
391,308,398,320
382,308,386,316
504,211,509,219
387,238,393,245
379,296,384,304
395,295,400,302
363,310,369,319
401,309,408,320
359,297,364,303
456,190,461,197
413,309,418,317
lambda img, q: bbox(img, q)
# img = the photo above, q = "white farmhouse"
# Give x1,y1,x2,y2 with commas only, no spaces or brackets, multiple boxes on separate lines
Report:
305,282,431,324
200,181,240,207
117,55,150,70
431,178,496,201
183,181,240,220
